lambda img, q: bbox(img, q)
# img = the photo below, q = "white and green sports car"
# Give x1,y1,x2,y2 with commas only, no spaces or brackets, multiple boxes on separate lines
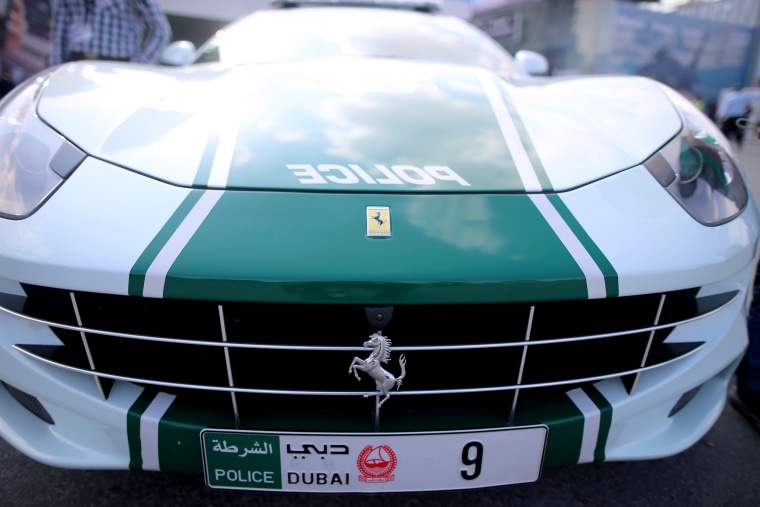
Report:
0,0,757,494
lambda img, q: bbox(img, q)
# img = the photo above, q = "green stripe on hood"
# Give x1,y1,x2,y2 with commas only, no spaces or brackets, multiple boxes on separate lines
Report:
193,129,222,188
547,194,619,298
497,80,553,191
129,190,205,296
142,192,596,303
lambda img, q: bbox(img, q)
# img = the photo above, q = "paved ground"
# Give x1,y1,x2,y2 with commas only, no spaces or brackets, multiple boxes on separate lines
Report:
1,390,759,507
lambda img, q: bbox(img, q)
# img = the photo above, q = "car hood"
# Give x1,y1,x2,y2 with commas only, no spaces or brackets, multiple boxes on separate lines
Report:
37,59,682,192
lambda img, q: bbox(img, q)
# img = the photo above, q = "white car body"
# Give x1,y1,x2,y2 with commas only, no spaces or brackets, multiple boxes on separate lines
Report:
0,2,757,493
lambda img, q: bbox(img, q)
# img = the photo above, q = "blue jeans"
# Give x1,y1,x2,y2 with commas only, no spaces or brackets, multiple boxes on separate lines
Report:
738,267,760,394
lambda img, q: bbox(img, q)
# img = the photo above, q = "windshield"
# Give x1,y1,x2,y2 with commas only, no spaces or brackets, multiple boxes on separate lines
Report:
194,7,523,76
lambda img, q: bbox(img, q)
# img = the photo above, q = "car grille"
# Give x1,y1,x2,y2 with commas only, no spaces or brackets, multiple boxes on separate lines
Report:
1,284,733,432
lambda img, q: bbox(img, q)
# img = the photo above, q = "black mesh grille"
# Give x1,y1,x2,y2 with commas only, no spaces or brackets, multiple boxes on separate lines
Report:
2,382,55,424
3,284,732,432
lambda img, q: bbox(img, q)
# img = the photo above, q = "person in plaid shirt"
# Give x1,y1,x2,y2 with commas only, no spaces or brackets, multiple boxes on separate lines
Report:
50,0,171,65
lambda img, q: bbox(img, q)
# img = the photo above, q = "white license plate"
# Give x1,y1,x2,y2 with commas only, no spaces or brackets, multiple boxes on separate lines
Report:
201,426,547,492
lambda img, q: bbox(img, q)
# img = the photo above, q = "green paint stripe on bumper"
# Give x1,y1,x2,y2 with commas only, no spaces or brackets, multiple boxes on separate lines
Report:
154,397,589,473
131,385,614,474
513,392,585,468
585,384,613,462
127,391,177,471
128,389,233,473
127,389,156,470
157,402,234,474
564,384,613,464
512,384,614,468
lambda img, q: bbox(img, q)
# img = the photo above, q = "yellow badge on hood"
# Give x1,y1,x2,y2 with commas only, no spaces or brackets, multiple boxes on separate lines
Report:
366,206,391,238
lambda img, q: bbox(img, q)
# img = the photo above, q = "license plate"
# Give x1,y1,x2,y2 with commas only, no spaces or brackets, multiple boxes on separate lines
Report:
201,426,547,492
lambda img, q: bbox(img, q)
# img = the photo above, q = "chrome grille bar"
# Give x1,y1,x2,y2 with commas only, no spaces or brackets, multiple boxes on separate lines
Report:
509,304,534,425
218,305,240,428
13,342,707,396
5,285,731,430
628,294,667,395
69,292,107,401
0,290,739,351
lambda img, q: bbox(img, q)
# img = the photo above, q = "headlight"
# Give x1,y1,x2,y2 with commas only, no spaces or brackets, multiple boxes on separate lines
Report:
0,72,86,219
645,87,748,226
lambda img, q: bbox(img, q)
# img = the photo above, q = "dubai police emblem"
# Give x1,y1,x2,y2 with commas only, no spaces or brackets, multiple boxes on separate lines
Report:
356,444,398,483
347,332,406,408
366,206,391,238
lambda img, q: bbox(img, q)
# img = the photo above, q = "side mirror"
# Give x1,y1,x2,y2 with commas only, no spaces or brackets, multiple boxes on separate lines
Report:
160,41,197,67
514,50,549,76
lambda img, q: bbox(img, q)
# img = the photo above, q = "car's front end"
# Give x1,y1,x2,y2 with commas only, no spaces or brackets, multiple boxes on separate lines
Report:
0,5,758,493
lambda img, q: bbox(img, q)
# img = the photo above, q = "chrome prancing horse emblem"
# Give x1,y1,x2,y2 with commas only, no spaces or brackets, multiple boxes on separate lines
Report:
348,332,407,408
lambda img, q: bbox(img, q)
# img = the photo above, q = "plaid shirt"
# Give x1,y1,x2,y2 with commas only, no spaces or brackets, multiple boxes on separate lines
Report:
50,0,171,65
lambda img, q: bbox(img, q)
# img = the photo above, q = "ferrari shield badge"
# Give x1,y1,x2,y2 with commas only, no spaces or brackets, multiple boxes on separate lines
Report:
366,206,391,238
348,332,406,407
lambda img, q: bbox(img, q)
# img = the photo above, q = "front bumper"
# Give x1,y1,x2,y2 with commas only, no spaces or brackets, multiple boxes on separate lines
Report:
0,159,757,491
0,263,752,475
